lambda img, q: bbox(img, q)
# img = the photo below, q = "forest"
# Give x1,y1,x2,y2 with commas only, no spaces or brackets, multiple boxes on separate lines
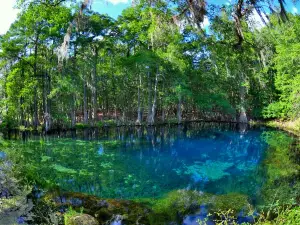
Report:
0,0,299,131
0,0,300,225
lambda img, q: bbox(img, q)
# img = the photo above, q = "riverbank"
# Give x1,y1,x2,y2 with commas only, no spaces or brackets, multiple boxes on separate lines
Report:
0,119,257,135
266,119,300,136
251,119,300,137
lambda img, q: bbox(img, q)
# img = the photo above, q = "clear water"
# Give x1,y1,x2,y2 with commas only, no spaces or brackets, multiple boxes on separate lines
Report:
3,123,271,202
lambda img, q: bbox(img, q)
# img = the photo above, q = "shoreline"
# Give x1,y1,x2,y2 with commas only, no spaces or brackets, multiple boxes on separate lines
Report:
251,119,300,137
0,119,254,134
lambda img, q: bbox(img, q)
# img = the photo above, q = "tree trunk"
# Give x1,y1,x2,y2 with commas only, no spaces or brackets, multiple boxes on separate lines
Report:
177,95,182,124
71,42,77,128
20,67,25,126
239,73,248,123
43,70,50,132
83,73,88,124
71,94,76,127
91,47,98,123
148,70,159,125
33,33,39,128
33,87,38,128
136,73,142,125
162,108,165,123
147,71,152,124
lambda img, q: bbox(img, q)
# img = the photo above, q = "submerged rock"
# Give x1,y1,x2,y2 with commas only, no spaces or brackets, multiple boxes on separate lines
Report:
148,189,251,224
45,191,151,224
67,214,99,225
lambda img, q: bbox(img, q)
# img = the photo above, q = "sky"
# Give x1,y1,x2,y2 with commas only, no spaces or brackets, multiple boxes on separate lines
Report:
0,0,20,34
0,0,299,35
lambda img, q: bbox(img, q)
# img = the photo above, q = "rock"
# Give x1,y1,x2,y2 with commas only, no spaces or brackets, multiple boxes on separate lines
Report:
45,191,152,224
95,208,113,222
68,214,99,225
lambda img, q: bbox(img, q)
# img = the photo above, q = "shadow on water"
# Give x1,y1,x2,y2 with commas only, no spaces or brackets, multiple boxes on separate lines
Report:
5,122,246,140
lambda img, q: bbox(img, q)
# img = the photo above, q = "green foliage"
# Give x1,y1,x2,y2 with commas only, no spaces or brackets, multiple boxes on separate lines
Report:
75,123,90,129
97,121,103,128
103,120,117,127
263,102,288,119
4,0,295,127
0,0,299,128
64,207,84,225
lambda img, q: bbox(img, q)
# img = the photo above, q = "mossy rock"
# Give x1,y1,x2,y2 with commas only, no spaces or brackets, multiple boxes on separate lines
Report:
66,214,99,225
145,190,251,224
44,191,151,224
144,190,212,224
210,193,250,212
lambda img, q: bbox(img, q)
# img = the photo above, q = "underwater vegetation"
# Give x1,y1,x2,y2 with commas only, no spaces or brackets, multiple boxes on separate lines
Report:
174,160,235,182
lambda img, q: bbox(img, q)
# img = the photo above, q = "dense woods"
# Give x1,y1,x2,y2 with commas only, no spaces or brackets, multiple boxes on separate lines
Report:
0,1,300,224
0,0,299,131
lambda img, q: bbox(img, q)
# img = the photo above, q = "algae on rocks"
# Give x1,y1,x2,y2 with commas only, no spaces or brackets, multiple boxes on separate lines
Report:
0,160,33,225
66,214,99,225
147,190,251,224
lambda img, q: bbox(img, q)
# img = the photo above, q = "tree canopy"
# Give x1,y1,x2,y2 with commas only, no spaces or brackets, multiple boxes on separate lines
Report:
0,0,299,130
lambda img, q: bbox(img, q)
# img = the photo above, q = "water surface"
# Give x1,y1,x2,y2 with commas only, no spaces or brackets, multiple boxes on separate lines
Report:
3,123,272,200
2,122,300,224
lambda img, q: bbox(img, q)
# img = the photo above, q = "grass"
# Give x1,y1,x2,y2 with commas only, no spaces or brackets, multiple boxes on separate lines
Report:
251,119,300,136
266,119,300,135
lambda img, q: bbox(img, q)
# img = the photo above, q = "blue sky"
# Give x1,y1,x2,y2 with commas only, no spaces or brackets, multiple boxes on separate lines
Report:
91,0,131,19
0,0,299,34
92,0,300,19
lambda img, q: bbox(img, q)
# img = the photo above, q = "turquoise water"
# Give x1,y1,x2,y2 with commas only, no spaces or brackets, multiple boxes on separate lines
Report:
4,123,270,202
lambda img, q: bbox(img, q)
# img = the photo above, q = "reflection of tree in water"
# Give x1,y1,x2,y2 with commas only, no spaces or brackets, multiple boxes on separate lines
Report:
257,131,300,206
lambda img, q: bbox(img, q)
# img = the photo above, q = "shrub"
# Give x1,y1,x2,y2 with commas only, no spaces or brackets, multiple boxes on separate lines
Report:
75,123,90,129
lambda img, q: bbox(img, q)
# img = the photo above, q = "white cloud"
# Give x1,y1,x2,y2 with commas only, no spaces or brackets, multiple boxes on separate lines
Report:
0,0,19,35
201,16,210,29
248,9,268,30
292,7,298,14
105,0,129,5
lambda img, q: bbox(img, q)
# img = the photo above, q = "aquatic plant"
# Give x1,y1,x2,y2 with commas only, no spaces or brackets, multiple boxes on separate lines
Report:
174,160,234,181
53,164,77,175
